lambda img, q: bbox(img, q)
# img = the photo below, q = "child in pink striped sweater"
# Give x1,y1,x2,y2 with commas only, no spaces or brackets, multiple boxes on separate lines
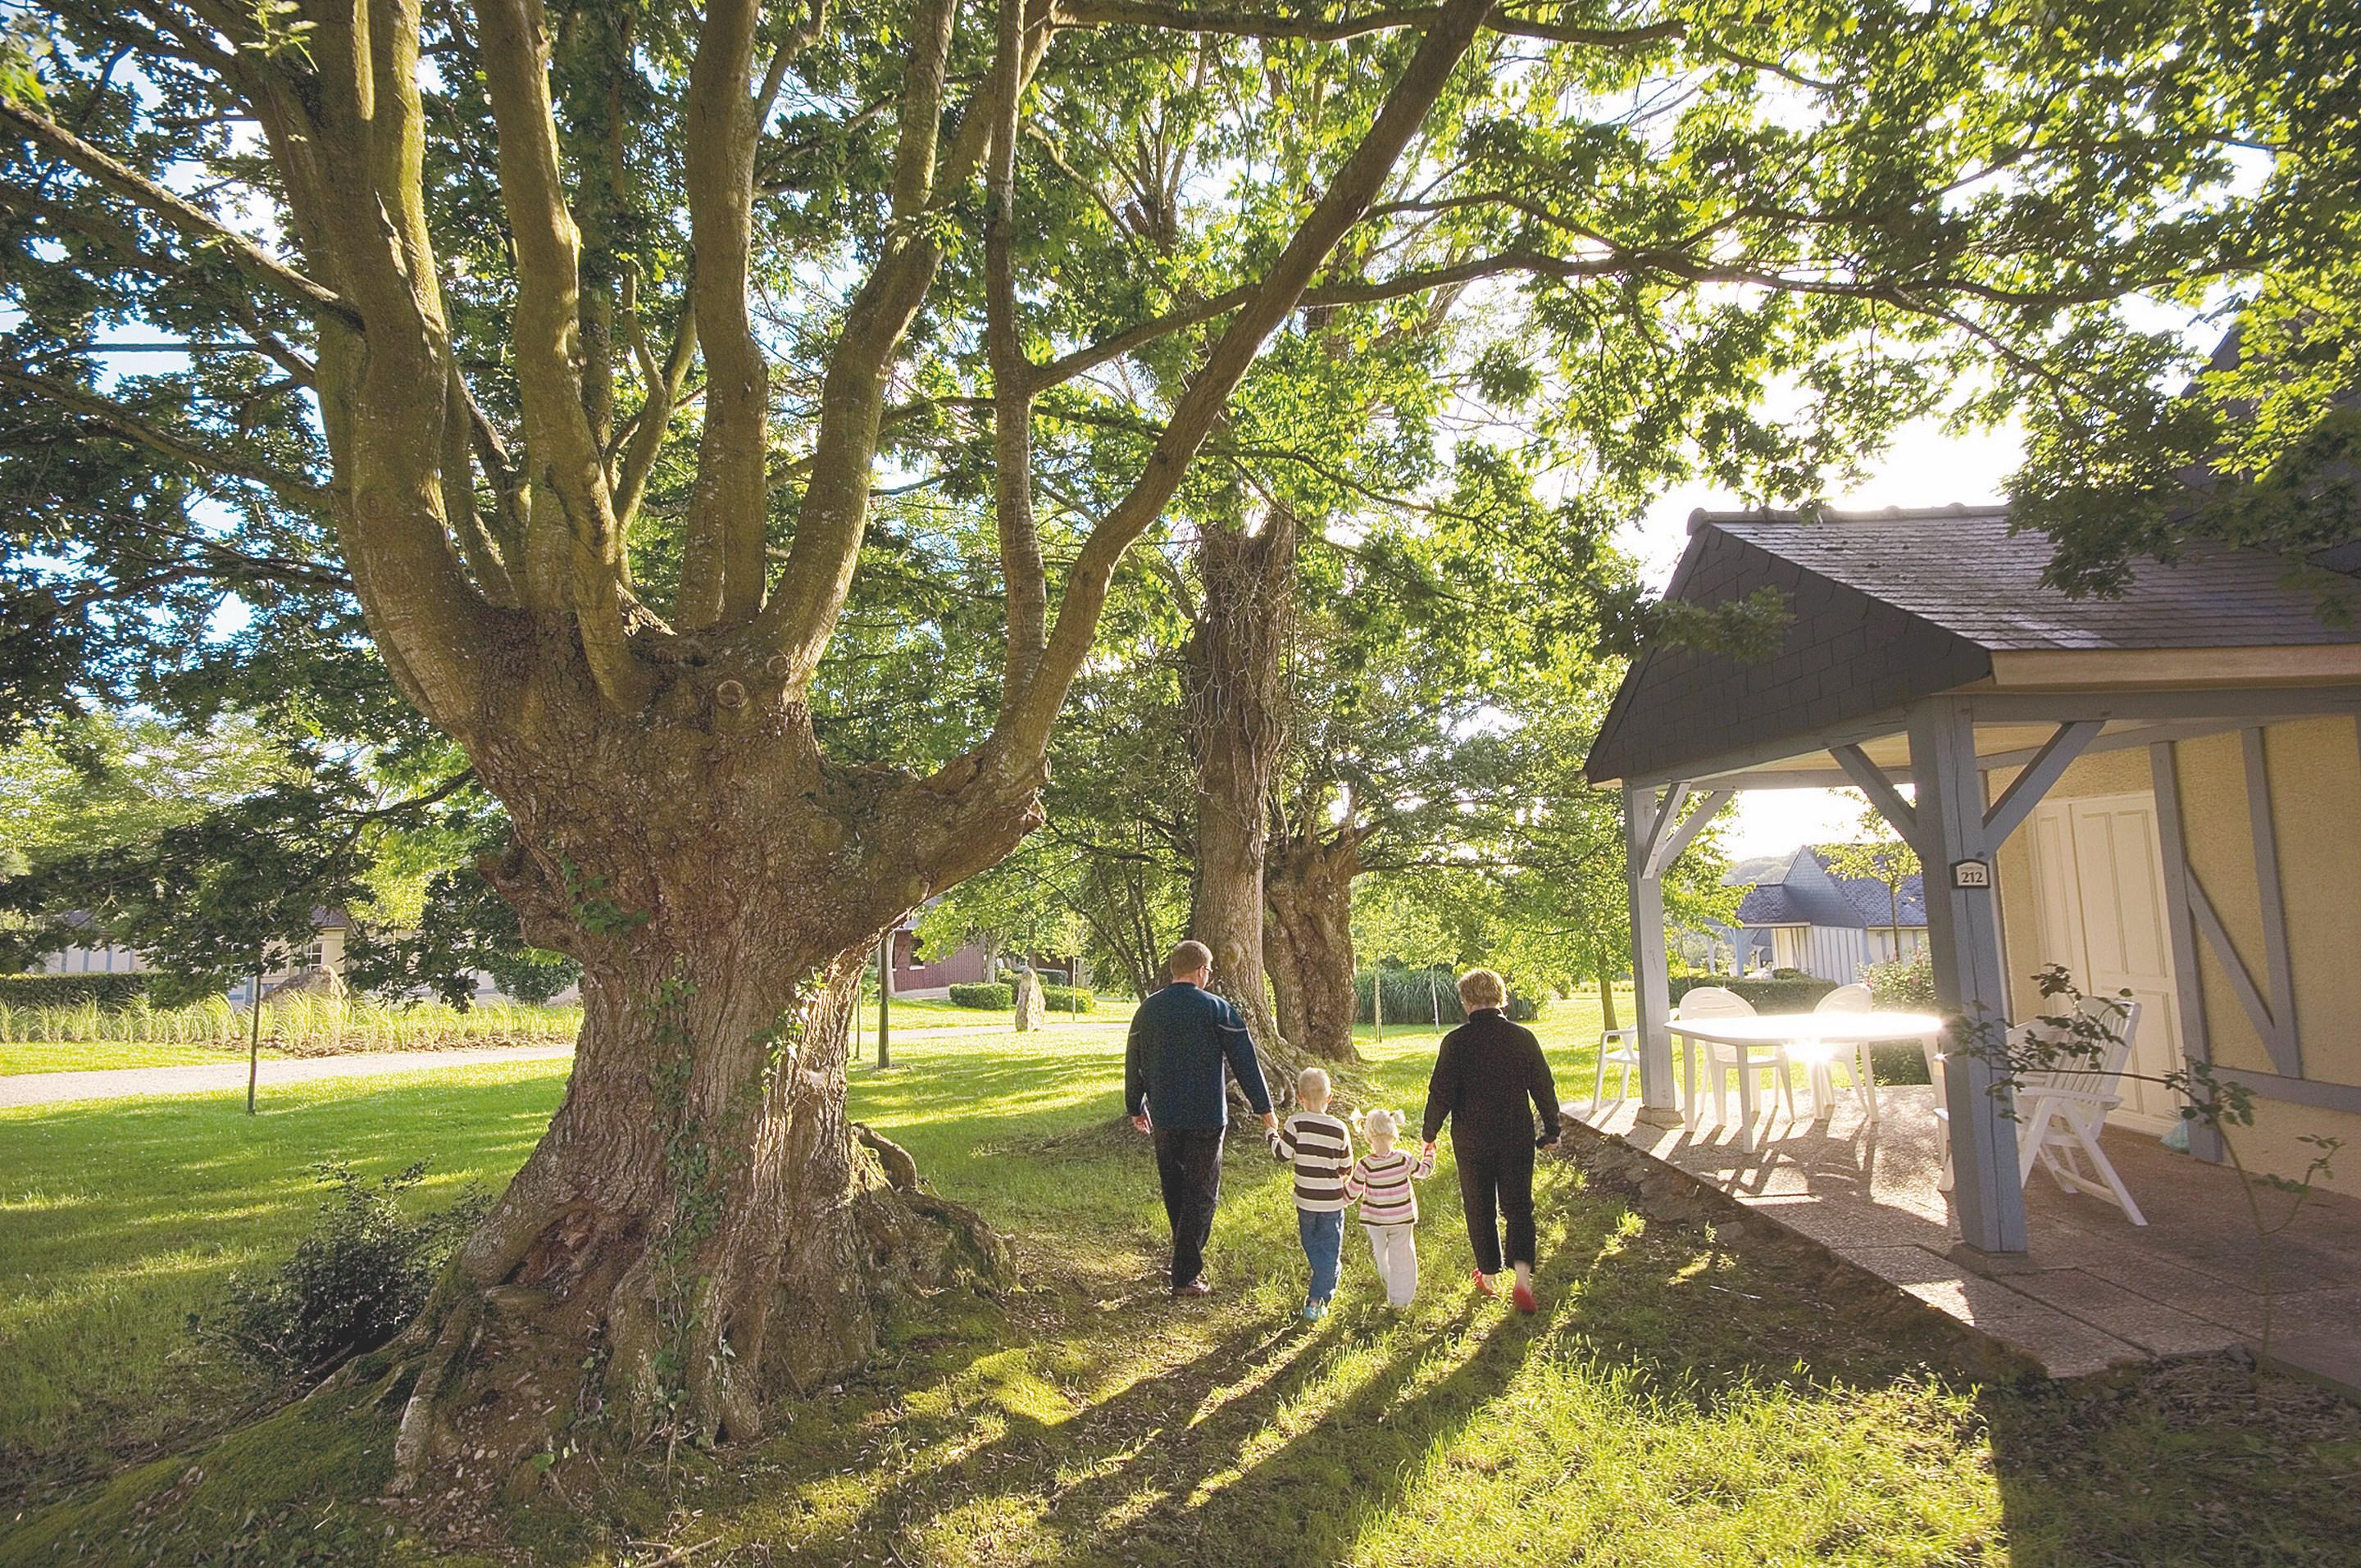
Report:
1345,1109,1436,1309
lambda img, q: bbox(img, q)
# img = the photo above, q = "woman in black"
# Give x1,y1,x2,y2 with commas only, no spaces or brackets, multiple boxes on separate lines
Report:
1420,967,1560,1314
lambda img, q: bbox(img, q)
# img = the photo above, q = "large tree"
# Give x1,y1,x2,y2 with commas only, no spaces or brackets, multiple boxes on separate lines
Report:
3,0,2326,1496
2,0,1505,1485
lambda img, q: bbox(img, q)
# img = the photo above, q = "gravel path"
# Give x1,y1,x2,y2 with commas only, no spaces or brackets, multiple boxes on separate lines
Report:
0,1043,578,1109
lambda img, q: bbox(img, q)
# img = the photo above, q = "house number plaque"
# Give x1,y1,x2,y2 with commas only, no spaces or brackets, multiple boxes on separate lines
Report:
1950,858,1992,889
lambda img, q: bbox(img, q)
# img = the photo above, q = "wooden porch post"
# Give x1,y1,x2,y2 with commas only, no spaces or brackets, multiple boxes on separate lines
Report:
1624,784,1679,1124
1908,695,2028,1254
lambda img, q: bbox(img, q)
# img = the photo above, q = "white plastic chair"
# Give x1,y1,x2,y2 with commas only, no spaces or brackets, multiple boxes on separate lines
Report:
1591,1026,1640,1112
1811,983,1878,1120
1676,987,1795,1134
2015,1000,2147,1225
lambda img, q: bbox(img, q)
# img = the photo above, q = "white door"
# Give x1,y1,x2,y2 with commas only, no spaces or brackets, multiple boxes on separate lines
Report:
2022,793,2185,1132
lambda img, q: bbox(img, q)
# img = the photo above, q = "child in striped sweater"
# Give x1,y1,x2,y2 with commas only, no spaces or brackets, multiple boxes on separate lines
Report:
1267,1067,1353,1321
1346,1108,1436,1309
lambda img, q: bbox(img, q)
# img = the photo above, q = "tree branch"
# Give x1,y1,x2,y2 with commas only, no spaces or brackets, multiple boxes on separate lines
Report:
677,0,772,628
2,366,334,508
994,0,1500,767
1034,248,1610,389
748,0,1056,679
612,261,700,536
987,0,1048,720
473,0,646,705
1058,0,1676,49
0,98,358,325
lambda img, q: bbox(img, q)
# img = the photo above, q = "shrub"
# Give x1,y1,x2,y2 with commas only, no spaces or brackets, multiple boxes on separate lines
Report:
947,982,1014,1010
1667,975,1840,1013
1770,966,1808,980
198,1161,486,1379
1865,947,1937,1011
0,972,152,1008
1040,985,1096,1012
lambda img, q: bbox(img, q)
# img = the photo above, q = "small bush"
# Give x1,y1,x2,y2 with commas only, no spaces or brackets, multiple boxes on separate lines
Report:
1040,985,1096,1012
1865,947,1937,1011
947,983,1014,1010
1667,975,1840,1014
0,972,152,1008
1770,966,1808,980
198,1161,485,1379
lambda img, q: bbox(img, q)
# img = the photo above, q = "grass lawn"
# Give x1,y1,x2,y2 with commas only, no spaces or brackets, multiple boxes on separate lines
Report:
0,1040,289,1075
3,1013,2354,1566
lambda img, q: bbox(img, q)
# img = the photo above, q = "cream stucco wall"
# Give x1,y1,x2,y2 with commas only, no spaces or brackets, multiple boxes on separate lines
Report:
1989,716,2361,1196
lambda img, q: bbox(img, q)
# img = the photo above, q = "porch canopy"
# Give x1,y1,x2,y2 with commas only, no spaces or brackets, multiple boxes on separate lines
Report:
1585,505,2361,1254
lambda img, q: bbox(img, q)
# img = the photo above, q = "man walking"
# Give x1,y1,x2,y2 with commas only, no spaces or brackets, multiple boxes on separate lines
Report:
1125,939,1279,1296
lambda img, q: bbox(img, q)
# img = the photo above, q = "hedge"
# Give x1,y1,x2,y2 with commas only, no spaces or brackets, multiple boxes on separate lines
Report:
1666,975,1839,1014
0,972,153,1008
943,980,1096,1012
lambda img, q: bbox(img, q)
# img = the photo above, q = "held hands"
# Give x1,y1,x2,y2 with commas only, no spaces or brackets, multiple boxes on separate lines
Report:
1259,1111,1281,1133
1422,1139,1437,1158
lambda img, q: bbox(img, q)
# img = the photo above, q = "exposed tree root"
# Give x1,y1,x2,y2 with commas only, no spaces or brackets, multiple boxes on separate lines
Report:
371,1134,1014,1526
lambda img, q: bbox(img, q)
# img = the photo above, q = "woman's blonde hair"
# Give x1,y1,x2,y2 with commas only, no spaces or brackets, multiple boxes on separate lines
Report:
1457,967,1507,1011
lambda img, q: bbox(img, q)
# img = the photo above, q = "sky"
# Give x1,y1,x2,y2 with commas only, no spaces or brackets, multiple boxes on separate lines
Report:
1614,413,2022,858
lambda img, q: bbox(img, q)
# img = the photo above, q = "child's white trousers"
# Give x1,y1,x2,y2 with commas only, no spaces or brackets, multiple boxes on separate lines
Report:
1362,1222,1418,1307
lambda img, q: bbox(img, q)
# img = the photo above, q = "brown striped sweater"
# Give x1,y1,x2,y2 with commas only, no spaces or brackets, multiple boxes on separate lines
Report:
1266,1111,1355,1212
1345,1145,1436,1226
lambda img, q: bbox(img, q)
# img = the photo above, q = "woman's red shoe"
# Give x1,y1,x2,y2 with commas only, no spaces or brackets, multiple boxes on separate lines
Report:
1471,1270,1499,1298
1511,1281,1539,1315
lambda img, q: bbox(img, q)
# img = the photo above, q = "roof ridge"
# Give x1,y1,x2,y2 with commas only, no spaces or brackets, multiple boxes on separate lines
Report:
1687,502,2008,533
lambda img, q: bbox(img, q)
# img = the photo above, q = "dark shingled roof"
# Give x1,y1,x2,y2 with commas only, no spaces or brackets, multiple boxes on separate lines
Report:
1585,507,2361,786
1711,509,2361,651
1824,861,1927,929
1722,847,1928,930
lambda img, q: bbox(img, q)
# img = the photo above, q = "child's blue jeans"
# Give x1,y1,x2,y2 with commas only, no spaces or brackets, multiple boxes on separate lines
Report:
1298,1208,1344,1302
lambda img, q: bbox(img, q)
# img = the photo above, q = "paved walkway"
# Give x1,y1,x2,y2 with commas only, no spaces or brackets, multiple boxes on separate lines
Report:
0,1043,580,1108
1,1016,1128,1110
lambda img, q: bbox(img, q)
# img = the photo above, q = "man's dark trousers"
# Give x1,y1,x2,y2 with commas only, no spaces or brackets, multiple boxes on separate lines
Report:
1153,1127,1226,1288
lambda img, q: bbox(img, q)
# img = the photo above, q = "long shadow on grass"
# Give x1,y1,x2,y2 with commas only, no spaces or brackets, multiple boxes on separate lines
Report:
791,1164,1811,1568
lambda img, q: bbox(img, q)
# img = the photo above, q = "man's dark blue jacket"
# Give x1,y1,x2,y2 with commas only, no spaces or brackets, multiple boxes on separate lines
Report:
1124,981,1273,1130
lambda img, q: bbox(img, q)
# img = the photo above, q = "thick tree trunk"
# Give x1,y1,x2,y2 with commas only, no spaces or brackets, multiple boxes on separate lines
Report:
1264,828,1362,1063
1180,509,1298,1075
385,637,1030,1495
1597,968,1620,1033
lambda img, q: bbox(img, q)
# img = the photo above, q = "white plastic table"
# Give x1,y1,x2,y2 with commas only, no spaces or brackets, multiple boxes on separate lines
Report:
1666,1011,1944,1152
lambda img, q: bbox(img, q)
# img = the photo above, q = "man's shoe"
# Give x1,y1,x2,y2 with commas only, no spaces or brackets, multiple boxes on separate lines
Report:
1512,1281,1539,1315
1301,1298,1327,1322
1471,1270,1499,1298
1171,1277,1212,1298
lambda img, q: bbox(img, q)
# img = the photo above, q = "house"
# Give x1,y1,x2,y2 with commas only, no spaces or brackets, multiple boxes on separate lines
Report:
38,908,354,1003
884,913,994,996
1586,502,2361,1250
34,910,586,1006
1722,846,1928,979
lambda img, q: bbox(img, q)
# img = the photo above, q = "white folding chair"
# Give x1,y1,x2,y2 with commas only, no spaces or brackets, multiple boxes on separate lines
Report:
1811,983,1877,1120
2014,1000,2148,1225
1591,1026,1640,1112
1676,987,1795,1134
